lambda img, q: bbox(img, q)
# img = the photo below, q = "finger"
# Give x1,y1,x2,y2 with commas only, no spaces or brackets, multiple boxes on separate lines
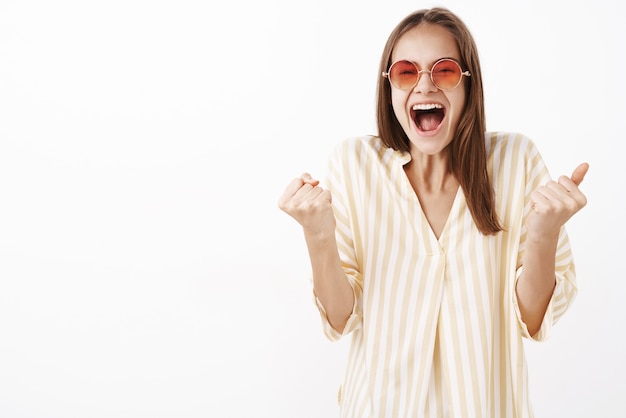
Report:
536,180,586,214
278,177,307,208
295,184,324,202
570,162,589,186
557,162,589,193
530,187,555,210
321,188,332,204
301,172,320,187
544,180,571,200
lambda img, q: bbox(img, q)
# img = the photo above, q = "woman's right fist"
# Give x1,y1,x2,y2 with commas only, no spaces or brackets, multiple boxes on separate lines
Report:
277,173,336,236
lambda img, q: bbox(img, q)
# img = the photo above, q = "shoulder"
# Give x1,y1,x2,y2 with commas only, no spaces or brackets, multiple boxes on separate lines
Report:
486,131,549,183
330,135,408,166
485,131,543,165
485,131,538,154
332,135,387,155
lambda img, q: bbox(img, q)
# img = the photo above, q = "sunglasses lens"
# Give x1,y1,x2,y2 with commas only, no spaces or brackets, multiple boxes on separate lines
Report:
388,60,418,89
431,59,462,90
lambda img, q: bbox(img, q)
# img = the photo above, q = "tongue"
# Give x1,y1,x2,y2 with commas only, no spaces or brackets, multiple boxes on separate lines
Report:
417,112,442,131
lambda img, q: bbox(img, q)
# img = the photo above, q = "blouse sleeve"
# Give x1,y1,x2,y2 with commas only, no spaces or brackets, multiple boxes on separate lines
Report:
312,139,364,342
512,138,578,341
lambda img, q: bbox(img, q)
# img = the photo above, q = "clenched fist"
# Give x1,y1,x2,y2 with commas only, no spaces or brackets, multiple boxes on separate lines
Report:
278,173,336,239
527,163,589,240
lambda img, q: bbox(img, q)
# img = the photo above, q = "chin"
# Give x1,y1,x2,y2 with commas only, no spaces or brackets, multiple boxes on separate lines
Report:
407,122,454,153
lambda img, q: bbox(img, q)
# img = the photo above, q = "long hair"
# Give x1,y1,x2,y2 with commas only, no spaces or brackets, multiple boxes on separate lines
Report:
376,7,502,235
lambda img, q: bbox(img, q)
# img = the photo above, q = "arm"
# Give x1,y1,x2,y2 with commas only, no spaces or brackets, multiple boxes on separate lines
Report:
516,163,589,336
278,173,354,333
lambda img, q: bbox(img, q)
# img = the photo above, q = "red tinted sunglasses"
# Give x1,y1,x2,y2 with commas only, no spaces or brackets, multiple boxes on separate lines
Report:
382,58,471,91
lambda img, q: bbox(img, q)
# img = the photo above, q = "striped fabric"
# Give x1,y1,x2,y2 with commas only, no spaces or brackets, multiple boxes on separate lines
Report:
313,132,577,418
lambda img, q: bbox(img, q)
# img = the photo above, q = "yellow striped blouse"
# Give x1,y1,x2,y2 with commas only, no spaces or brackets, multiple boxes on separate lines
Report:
313,132,577,418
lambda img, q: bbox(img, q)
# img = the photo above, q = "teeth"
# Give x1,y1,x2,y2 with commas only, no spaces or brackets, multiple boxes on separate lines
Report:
412,103,443,111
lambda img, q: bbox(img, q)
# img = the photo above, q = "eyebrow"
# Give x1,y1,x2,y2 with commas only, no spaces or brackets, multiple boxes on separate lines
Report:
391,56,461,67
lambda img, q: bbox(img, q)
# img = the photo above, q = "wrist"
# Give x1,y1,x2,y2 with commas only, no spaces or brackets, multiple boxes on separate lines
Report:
303,226,336,246
525,230,559,250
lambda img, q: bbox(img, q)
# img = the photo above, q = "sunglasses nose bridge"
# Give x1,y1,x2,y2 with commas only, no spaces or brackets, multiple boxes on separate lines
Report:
413,69,437,91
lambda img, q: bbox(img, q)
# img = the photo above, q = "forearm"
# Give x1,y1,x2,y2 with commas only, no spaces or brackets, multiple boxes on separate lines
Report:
304,229,354,333
516,163,589,336
516,231,559,336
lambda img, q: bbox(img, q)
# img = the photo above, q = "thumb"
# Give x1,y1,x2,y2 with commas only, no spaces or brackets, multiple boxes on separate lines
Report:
570,162,589,186
301,172,319,186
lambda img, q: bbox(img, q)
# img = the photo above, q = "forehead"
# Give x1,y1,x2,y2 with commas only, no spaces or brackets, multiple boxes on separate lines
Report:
392,23,461,64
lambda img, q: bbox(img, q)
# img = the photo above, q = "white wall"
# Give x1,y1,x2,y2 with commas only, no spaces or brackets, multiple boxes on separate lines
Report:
0,0,623,417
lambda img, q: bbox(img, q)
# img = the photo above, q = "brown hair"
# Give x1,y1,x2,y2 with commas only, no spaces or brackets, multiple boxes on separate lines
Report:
376,7,502,235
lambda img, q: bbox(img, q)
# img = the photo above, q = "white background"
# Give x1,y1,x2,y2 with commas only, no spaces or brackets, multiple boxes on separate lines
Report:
0,0,623,417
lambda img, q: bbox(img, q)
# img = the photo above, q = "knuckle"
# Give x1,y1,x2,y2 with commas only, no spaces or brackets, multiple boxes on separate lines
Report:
580,195,588,207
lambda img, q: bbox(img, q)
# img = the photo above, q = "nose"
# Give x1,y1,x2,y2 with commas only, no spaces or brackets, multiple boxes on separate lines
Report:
413,70,437,94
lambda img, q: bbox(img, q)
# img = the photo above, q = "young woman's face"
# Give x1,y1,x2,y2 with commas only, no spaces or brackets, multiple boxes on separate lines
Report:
390,23,466,157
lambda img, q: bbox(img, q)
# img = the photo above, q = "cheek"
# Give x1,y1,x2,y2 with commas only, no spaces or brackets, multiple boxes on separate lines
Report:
446,91,467,124
390,92,408,122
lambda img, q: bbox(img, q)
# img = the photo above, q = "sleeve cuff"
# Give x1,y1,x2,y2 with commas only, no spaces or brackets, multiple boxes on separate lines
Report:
313,288,362,342
512,268,561,341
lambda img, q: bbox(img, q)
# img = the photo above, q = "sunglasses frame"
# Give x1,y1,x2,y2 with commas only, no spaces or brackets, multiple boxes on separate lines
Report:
382,58,471,91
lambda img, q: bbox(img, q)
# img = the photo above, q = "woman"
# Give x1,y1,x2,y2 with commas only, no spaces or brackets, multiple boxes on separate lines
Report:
278,7,588,418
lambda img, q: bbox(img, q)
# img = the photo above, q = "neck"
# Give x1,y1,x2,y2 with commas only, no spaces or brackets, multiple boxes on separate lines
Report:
404,152,456,193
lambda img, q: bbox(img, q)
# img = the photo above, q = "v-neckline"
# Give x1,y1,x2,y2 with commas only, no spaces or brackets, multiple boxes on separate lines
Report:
399,164,462,245
426,186,461,242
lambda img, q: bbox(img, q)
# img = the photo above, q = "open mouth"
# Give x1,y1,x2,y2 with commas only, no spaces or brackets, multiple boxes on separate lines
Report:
411,103,445,132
